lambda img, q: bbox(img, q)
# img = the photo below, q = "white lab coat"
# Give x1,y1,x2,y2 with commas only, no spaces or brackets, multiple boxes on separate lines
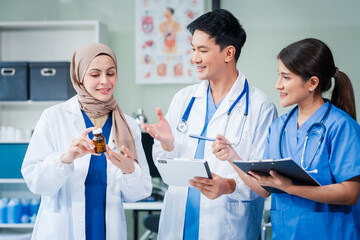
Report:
21,96,152,240
153,71,277,240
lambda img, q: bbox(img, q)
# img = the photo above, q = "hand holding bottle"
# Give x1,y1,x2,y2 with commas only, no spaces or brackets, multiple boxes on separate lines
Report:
61,127,99,164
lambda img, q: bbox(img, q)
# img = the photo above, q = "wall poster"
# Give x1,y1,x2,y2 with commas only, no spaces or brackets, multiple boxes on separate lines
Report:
135,0,204,84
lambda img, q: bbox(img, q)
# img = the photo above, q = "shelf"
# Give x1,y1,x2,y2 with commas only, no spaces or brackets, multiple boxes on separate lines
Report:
0,179,25,184
0,101,63,106
0,20,107,61
0,101,63,129
0,20,101,29
0,20,107,130
0,223,34,229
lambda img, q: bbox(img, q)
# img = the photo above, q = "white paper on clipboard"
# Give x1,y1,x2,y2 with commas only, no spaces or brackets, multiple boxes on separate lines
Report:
155,158,212,187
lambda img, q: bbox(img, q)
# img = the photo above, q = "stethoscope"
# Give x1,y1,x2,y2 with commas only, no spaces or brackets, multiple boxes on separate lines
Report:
177,79,249,146
279,100,332,173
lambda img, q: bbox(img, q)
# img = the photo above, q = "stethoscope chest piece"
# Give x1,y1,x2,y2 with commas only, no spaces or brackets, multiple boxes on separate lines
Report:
176,79,249,137
177,120,188,133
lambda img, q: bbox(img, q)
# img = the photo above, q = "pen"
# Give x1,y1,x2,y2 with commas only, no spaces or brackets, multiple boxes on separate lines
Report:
188,134,236,146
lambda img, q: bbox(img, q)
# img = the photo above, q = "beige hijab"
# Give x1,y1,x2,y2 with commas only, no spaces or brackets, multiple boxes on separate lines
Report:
70,43,137,160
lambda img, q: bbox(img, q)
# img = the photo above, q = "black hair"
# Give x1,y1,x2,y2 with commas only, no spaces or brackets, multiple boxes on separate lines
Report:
278,38,356,120
167,7,174,15
187,9,246,62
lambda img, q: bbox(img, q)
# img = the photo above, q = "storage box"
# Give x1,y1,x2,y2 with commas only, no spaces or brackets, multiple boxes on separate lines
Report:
0,61,28,101
29,61,75,101
0,143,28,178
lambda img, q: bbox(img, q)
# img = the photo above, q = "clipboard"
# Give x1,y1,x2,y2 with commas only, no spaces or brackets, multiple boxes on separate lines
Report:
233,158,320,193
155,158,212,187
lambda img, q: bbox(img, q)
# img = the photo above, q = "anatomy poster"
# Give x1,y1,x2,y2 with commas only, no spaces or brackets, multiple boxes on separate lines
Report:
135,0,204,84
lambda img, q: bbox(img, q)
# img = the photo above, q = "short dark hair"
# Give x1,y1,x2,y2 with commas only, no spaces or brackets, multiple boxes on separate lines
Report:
187,9,246,62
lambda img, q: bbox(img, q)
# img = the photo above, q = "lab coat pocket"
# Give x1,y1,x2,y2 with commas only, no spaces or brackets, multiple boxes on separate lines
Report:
35,204,70,239
225,201,241,239
226,199,264,240
42,189,64,211
225,200,251,239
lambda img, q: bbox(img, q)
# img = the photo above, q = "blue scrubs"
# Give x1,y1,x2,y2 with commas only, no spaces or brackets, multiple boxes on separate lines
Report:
183,86,224,240
264,101,360,239
82,111,112,240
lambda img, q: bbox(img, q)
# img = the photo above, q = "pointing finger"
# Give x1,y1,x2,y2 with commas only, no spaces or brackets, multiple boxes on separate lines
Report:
156,107,164,121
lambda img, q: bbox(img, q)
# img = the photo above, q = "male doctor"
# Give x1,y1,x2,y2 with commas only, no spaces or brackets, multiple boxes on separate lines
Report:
142,9,277,240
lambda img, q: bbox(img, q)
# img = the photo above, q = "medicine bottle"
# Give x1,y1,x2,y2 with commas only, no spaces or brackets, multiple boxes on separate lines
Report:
93,128,106,153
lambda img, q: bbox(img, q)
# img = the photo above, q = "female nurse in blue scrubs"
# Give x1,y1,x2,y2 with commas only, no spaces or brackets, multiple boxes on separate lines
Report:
212,38,360,239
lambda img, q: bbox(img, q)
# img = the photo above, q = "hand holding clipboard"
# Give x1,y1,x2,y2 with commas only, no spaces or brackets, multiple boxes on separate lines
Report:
233,158,320,193
155,158,212,187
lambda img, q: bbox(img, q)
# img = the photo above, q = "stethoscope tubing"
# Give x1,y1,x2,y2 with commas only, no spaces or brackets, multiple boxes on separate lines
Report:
177,79,249,134
227,80,249,116
181,96,196,123
279,100,332,171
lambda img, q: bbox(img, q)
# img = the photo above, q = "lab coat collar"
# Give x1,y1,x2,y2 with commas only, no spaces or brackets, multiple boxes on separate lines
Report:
224,70,246,103
63,96,82,120
204,71,247,120
62,96,88,134
192,70,246,101
193,80,209,98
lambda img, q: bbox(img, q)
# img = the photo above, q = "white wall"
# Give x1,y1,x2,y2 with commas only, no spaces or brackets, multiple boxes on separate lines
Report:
0,0,359,122
222,0,360,117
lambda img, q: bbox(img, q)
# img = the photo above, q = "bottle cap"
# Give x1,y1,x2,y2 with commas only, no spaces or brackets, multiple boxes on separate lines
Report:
93,128,103,134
